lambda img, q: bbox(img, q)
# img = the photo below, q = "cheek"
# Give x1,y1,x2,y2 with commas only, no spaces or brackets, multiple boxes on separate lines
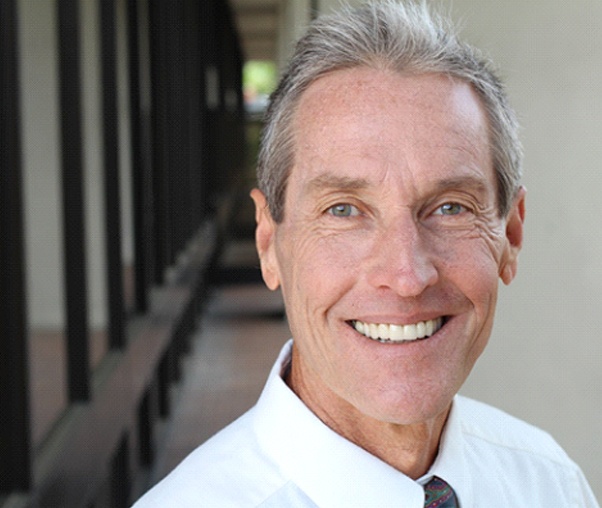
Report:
281,221,364,275
446,241,501,348
276,229,366,311
429,224,504,278
428,233,502,336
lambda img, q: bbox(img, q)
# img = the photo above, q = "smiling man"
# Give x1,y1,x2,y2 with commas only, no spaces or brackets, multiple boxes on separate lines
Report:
134,2,598,507
253,67,520,484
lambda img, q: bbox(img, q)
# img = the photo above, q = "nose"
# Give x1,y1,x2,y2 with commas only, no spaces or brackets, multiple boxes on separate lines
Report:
365,216,439,297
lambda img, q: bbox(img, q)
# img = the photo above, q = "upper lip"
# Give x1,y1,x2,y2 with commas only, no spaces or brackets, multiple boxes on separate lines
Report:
347,314,448,326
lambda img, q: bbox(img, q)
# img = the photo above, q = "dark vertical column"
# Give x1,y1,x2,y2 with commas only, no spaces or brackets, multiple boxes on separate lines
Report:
110,436,131,508
137,390,154,467
198,1,212,219
57,0,91,401
201,0,219,212
214,2,226,196
135,0,157,293
127,0,148,313
0,0,32,493
165,0,187,262
149,0,169,284
100,0,126,349
179,0,193,248
218,2,245,194
185,0,205,231
157,354,172,417
229,15,245,181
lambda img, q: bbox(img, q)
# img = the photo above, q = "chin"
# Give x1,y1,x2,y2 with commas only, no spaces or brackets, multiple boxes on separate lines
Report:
349,385,456,427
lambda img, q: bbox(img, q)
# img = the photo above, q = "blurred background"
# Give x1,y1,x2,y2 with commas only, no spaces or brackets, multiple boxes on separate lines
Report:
1,0,600,506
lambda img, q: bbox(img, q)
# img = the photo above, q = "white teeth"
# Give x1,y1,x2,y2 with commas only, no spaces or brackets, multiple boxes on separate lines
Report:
353,318,444,343
390,324,403,341
425,320,434,336
403,324,417,340
416,321,426,338
369,323,379,339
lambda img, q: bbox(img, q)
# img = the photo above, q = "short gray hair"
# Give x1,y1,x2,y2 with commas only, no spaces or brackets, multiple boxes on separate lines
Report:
257,0,523,222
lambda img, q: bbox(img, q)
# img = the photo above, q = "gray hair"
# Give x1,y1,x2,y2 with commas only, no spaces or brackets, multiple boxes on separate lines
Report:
257,0,523,223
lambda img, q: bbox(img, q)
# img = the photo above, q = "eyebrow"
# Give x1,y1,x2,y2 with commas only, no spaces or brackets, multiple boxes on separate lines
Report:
306,172,490,195
306,174,370,193
432,175,490,196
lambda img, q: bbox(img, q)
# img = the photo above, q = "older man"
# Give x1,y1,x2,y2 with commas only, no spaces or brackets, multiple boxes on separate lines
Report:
134,2,598,506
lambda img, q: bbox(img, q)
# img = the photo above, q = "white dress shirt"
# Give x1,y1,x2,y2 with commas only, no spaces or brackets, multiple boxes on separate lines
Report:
134,340,598,507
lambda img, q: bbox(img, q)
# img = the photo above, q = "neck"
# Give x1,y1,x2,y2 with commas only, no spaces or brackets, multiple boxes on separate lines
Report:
285,355,450,480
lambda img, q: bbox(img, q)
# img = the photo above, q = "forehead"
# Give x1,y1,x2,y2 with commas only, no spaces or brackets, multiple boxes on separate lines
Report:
289,67,493,193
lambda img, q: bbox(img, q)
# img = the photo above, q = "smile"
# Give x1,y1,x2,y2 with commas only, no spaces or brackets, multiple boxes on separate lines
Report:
350,318,444,343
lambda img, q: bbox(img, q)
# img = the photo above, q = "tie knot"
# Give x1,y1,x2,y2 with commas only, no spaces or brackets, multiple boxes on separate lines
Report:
424,476,459,508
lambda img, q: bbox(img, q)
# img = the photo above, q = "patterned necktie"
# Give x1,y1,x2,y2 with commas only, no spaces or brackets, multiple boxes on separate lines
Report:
424,476,459,508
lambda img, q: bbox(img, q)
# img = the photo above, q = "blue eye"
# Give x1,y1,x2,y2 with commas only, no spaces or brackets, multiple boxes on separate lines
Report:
435,203,465,216
328,204,360,217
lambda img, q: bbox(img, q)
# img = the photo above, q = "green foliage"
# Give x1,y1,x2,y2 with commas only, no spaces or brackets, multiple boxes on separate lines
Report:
243,60,278,96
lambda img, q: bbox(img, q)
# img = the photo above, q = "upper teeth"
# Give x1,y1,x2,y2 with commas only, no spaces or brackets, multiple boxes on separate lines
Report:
353,318,443,342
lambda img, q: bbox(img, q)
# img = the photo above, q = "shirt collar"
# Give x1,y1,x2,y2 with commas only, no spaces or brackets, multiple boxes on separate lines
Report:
254,340,471,507
418,394,474,506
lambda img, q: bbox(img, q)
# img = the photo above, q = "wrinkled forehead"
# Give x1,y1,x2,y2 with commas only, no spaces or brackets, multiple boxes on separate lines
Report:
288,67,494,192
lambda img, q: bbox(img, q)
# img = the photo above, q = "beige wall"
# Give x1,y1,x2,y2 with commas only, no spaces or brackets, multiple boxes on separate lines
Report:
277,0,602,498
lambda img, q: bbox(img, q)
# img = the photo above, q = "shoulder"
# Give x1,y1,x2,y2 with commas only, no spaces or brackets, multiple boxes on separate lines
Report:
454,396,599,505
133,408,287,508
134,342,297,508
455,395,573,466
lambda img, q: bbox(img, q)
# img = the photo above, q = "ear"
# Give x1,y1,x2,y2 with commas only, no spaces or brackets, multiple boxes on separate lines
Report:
500,186,526,285
250,189,281,290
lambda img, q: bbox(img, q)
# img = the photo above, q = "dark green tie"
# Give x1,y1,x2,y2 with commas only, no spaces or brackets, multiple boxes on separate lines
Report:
424,476,459,507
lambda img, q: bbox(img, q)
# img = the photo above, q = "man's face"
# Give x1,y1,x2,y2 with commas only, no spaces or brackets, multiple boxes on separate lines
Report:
253,68,524,426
